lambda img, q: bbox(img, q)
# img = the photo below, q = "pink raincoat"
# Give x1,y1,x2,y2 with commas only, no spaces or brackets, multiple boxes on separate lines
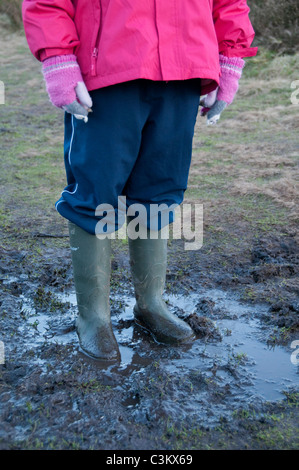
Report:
22,0,257,95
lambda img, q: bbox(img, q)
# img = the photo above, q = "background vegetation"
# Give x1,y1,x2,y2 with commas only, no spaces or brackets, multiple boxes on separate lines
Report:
0,0,23,29
248,0,299,54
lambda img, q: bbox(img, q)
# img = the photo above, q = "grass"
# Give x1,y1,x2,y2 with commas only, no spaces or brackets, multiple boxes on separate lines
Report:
0,22,298,319
1,20,298,251
160,391,299,449
184,49,299,248
0,13,298,452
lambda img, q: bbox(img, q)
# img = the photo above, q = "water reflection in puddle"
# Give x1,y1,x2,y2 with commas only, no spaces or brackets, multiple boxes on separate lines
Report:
19,287,298,403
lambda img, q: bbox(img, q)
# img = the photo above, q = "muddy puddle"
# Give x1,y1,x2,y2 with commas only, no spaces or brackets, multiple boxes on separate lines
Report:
1,259,298,449
9,278,298,412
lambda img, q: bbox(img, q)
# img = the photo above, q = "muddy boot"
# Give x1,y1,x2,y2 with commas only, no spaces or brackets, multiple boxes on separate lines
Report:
68,222,120,360
128,227,195,344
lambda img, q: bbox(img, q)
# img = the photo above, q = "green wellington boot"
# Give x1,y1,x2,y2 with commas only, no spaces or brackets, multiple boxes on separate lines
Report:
128,228,195,344
68,222,120,360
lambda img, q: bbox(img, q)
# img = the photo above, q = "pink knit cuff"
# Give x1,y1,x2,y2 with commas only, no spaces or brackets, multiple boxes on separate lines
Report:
219,54,245,78
42,54,83,108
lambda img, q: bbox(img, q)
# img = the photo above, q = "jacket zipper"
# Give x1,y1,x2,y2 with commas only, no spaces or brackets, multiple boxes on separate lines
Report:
90,2,102,77
153,0,163,79
91,47,98,77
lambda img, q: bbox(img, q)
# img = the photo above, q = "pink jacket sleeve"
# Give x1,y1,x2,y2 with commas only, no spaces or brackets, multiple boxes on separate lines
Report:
213,0,258,57
22,0,80,61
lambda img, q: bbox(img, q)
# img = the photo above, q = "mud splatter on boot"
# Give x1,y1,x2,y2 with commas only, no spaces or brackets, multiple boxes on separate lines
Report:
69,222,120,360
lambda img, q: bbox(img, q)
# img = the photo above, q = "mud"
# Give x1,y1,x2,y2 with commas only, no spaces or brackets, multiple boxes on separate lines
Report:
1,17,298,449
0,232,298,450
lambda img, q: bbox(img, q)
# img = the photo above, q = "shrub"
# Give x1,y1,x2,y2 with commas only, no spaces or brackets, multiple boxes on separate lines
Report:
248,0,299,54
0,0,23,29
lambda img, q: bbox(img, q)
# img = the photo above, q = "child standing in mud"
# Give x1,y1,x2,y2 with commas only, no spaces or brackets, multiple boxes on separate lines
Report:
22,0,257,361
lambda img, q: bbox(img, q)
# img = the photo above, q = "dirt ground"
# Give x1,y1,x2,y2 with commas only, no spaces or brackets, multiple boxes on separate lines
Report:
0,17,298,450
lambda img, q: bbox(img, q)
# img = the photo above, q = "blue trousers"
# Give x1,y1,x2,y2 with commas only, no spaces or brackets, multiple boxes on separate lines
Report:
55,79,201,234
